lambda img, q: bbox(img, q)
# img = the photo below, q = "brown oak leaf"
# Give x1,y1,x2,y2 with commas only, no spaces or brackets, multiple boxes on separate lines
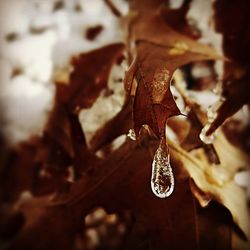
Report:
125,0,222,138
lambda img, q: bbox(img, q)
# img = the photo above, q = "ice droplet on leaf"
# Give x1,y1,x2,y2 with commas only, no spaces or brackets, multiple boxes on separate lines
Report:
199,124,215,144
151,139,174,198
127,128,136,140
199,106,217,144
199,98,224,144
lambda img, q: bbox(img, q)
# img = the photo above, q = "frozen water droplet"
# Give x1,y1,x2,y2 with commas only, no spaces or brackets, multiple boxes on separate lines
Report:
151,139,174,198
127,129,136,140
199,124,215,144
200,98,224,144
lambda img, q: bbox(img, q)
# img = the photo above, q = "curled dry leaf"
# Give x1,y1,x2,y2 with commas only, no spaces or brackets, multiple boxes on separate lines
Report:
203,0,250,136
205,69,250,136
168,140,250,239
168,75,250,238
56,43,125,112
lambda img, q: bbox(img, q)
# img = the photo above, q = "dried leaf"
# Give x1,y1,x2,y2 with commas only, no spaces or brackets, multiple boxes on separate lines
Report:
56,43,124,112
205,69,250,136
204,0,250,136
126,1,222,138
10,134,199,250
168,140,250,238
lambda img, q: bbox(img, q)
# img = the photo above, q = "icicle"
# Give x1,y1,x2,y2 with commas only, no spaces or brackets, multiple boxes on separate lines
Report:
199,97,225,144
199,124,215,144
151,139,174,198
127,128,136,140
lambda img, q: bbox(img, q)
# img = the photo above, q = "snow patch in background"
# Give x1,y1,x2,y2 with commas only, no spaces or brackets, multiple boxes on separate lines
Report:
80,62,126,144
0,0,127,144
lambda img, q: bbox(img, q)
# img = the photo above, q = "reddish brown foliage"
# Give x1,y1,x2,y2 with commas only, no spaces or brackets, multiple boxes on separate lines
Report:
1,1,249,250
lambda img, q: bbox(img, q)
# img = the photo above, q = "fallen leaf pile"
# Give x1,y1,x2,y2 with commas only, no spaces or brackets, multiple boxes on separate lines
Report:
0,0,249,250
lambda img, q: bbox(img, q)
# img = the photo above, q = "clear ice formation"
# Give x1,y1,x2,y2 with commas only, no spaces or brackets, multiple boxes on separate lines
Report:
127,128,136,141
151,139,175,198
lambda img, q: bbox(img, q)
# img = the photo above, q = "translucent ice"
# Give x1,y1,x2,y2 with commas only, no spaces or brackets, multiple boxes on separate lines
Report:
151,139,174,198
